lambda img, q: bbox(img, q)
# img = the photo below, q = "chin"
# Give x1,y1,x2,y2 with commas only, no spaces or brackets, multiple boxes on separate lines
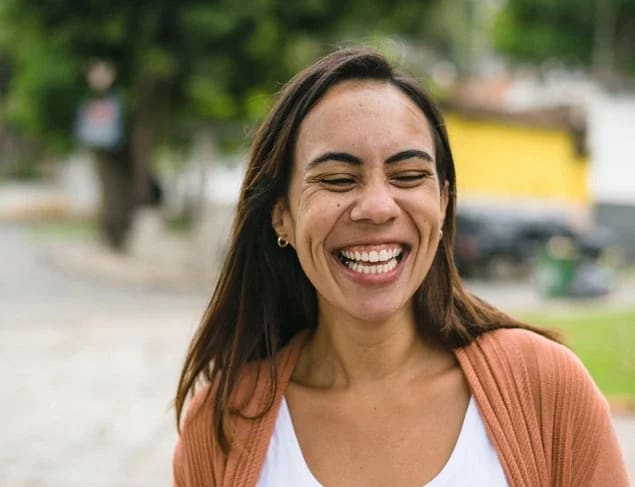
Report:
345,301,406,324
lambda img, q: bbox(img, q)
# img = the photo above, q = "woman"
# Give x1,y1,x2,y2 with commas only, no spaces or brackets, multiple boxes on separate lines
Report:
173,48,628,486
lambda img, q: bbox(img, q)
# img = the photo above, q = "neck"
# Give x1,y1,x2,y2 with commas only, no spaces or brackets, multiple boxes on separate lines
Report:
296,303,435,389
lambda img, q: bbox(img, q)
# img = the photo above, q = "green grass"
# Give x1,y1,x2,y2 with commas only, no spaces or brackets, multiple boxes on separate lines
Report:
26,219,97,242
520,308,635,403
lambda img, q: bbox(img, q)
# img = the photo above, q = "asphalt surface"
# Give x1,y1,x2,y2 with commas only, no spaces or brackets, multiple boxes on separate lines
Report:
1,222,633,486
1,223,208,486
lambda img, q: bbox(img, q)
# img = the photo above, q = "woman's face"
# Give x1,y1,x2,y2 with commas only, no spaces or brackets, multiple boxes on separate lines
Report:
273,80,448,324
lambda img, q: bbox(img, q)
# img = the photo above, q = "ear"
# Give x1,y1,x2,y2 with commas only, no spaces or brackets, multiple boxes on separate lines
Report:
440,180,449,224
271,197,295,247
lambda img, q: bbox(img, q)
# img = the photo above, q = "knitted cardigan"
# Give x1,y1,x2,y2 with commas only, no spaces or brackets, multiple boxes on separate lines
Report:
173,328,629,486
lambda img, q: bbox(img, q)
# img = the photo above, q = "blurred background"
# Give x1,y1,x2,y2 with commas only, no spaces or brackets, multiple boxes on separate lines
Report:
0,0,633,485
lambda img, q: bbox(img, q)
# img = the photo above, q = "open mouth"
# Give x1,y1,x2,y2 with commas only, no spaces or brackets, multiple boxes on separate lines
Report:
335,245,406,275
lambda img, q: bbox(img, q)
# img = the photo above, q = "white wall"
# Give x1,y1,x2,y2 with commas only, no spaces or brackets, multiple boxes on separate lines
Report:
588,93,635,204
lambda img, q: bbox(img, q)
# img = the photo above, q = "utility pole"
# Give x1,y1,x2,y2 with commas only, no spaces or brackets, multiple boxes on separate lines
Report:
592,0,617,85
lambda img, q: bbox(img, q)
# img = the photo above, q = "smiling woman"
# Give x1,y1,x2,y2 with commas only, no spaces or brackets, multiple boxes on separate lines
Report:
272,80,445,326
173,48,628,487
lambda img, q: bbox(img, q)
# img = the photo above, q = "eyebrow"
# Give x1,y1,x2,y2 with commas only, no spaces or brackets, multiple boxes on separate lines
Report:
307,152,362,169
307,149,433,170
385,149,434,164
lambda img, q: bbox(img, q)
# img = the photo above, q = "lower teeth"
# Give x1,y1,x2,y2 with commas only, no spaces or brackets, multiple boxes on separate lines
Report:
346,258,398,274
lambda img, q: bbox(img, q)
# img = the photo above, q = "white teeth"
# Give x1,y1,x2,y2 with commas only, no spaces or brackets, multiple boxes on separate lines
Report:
339,245,404,277
345,258,398,275
340,246,403,264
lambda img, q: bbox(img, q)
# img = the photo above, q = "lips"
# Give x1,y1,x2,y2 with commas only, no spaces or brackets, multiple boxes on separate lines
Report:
335,244,406,275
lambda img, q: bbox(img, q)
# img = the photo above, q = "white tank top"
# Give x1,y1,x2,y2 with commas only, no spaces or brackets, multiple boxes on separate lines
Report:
257,396,508,486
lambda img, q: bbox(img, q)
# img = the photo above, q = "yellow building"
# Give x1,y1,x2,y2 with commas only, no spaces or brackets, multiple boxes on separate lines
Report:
443,107,588,205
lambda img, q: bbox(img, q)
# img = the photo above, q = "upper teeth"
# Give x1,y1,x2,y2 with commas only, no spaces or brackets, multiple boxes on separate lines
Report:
340,247,403,263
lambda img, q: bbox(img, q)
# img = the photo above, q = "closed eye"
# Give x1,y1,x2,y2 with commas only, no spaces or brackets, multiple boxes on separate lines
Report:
390,171,431,187
318,175,357,191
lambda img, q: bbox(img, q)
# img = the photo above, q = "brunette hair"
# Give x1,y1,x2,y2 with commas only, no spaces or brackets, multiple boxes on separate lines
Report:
175,47,555,450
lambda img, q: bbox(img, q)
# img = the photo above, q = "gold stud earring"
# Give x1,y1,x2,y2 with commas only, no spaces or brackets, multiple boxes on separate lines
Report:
277,235,289,248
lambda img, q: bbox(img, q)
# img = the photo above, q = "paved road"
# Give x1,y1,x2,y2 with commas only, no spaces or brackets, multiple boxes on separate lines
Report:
1,223,208,486
1,223,633,485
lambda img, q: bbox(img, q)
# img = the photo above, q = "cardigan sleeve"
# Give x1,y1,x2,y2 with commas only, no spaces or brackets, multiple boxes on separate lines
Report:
541,338,629,486
459,328,629,487
587,409,630,486
173,383,224,486
172,435,186,487
171,333,308,487
506,328,630,486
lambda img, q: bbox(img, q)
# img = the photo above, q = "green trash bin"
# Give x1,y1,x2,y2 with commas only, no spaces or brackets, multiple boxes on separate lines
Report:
535,236,579,297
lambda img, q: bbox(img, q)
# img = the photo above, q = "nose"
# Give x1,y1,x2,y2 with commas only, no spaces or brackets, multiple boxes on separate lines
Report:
350,180,401,224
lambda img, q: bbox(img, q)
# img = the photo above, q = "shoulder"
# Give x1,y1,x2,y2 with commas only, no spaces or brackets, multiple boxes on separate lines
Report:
459,327,589,387
468,328,628,485
456,327,626,484
457,326,611,440
173,382,222,486
179,382,217,436
173,331,309,485
456,327,612,426
467,326,566,357
173,363,267,486
177,331,308,436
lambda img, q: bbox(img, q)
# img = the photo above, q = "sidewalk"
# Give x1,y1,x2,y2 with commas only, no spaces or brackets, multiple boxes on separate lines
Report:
0,182,70,220
41,207,228,293
1,223,208,486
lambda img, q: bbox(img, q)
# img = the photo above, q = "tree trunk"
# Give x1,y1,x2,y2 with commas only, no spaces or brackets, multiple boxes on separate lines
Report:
593,0,617,84
93,147,133,250
91,76,164,250
130,76,163,206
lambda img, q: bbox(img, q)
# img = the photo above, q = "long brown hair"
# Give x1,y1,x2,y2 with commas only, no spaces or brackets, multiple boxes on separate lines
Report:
175,47,555,451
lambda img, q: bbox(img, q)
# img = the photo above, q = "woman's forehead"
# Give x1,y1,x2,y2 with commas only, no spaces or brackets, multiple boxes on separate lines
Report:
294,80,434,162
306,79,420,117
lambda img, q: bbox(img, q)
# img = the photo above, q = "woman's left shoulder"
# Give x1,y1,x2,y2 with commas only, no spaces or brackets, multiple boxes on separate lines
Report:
474,326,566,355
470,327,581,371
459,327,603,405
457,329,628,485
461,329,628,485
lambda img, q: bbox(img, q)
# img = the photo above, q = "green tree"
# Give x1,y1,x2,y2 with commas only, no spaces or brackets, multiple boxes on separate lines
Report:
493,0,635,78
0,0,441,249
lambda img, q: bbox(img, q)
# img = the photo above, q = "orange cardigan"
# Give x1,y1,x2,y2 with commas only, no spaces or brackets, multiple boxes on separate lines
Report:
173,328,629,486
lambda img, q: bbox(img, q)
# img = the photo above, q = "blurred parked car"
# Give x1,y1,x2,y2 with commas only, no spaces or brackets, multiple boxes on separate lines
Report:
454,207,577,279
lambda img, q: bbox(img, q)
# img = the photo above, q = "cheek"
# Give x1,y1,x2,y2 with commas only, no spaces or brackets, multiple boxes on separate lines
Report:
401,195,444,235
297,206,335,240
295,196,344,248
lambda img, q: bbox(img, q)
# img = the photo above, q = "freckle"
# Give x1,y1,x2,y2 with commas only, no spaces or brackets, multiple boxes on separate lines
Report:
337,203,340,208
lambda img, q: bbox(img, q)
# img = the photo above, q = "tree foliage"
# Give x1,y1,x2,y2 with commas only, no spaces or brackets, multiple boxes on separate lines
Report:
0,0,446,248
0,0,442,152
493,0,635,76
